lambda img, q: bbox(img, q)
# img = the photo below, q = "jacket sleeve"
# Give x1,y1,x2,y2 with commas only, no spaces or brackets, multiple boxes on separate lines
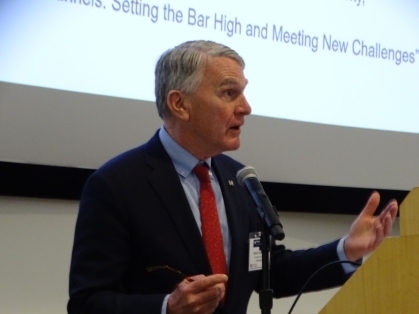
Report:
268,240,351,298
67,172,166,314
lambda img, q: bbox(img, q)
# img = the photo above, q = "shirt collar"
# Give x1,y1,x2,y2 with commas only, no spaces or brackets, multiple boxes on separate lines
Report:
159,126,212,178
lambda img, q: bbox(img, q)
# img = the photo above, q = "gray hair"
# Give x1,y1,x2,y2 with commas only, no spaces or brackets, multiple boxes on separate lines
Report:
154,40,245,119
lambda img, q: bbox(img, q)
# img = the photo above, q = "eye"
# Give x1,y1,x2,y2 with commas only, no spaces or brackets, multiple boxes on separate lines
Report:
224,89,236,98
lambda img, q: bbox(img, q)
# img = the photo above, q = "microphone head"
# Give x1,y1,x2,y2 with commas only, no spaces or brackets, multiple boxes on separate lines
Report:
236,166,258,186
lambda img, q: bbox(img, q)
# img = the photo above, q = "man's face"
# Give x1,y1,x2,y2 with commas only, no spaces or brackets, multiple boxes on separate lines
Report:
182,57,251,159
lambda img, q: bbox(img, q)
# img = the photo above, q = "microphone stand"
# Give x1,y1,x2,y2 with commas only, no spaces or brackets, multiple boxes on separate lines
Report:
259,230,273,314
258,206,285,314
235,166,285,313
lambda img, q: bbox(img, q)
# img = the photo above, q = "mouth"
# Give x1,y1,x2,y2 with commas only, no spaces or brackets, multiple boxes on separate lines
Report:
228,125,242,136
230,122,243,131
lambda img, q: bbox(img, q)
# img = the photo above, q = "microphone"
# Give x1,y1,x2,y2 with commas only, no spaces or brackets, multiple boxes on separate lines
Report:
237,166,285,241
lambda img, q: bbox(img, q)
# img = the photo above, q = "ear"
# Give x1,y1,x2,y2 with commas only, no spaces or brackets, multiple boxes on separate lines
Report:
167,90,190,121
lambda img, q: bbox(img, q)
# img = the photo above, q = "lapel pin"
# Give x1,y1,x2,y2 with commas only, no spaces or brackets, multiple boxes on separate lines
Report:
228,180,234,186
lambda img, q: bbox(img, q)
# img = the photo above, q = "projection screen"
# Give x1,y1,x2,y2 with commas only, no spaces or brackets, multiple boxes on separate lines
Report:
1,0,418,191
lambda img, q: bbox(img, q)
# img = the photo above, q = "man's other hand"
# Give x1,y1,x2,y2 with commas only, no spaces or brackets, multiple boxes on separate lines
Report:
167,274,228,314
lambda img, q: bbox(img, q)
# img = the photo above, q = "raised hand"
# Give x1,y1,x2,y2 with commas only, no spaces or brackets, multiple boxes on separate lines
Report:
344,191,398,261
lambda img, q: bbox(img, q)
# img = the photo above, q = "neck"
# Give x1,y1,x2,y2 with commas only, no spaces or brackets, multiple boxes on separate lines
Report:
163,122,213,161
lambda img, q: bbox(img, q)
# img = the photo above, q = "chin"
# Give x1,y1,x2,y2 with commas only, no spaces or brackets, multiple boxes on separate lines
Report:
224,140,241,152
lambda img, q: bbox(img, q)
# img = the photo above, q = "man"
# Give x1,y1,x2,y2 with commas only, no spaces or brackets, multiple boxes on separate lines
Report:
68,40,398,314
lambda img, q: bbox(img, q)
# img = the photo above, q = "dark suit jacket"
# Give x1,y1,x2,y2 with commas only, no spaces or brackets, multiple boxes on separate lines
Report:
68,132,349,314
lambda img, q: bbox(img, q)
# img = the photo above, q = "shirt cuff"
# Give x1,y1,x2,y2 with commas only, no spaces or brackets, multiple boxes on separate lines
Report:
337,237,360,274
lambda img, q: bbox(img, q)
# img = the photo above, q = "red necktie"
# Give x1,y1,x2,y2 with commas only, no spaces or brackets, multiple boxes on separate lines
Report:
193,164,227,276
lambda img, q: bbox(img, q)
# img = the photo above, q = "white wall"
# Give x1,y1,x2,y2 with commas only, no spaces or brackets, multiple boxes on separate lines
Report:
0,196,400,314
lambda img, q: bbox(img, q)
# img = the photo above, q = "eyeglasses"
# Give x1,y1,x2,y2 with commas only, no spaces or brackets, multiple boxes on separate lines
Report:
146,265,193,282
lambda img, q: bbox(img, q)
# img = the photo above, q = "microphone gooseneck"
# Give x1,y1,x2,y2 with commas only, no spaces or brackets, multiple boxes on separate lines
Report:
237,166,285,241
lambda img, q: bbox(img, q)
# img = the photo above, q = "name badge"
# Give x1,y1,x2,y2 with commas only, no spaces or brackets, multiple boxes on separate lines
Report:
248,232,262,271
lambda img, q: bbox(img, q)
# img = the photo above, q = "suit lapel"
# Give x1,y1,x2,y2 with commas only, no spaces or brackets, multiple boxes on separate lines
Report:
144,133,212,276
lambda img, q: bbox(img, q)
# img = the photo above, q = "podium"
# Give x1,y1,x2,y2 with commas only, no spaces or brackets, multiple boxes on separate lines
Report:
319,187,419,313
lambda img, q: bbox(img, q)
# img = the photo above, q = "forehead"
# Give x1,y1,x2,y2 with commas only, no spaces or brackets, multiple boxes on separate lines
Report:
202,57,248,87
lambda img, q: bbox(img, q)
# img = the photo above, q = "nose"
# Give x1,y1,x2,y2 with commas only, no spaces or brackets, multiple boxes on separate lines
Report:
236,95,252,116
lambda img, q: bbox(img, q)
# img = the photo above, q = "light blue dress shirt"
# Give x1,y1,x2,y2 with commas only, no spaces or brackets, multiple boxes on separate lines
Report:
159,127,232,268
159,126,231,314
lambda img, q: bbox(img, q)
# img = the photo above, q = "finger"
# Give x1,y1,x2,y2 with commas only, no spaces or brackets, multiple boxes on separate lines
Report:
185,282,226,311
168,284,221,314
382,213,394,237
378,200,398,223
187,274,206,281
196,282,226,302
387,200,398,222
373,218,385,249
360,191,380,218
168,276,226,313
193,288,225,314
188,274,228,294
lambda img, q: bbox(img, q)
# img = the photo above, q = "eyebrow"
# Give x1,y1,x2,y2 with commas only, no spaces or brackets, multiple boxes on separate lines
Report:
220,78,249,88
